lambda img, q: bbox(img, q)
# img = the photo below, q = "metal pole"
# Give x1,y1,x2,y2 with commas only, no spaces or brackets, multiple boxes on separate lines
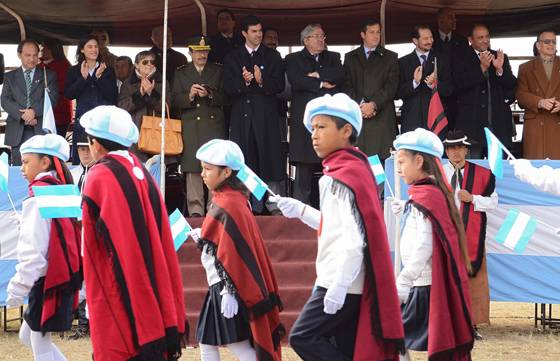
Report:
380,0,387,46
159,0,169,193
0,2,26,40
393,155,402,278
193,0,208,36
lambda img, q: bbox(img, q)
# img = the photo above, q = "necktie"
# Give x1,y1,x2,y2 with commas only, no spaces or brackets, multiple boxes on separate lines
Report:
450,167,464,190
366,50,372,59
24,69,32,108
420,54,427,67
444,35,450,43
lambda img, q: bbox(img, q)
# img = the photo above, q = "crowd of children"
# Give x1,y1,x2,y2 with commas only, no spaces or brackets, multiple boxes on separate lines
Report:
5,93,554,361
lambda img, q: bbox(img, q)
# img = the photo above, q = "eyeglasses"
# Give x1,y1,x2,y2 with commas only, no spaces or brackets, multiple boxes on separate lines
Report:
140,59,156,65
307,34,326,40
540,39,557,45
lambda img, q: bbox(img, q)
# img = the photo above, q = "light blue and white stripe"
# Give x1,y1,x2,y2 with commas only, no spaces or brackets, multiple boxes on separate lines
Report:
0,153,8,193
236,165,268,200
495,208,537,254
368,154,386,185
32,184,82,218
169,208,192,251
485,127,503,179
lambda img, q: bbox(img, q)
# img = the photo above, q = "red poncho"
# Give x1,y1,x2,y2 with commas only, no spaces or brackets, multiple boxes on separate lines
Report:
408,178,474,361
201,187,284,361
29,175,82,331
323,147,404,361
81,153,187,361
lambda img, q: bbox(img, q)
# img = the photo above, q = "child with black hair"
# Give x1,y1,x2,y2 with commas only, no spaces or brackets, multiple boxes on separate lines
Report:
7,134,81,361
392,128,474,361
191,139,284,361
272,93,404,361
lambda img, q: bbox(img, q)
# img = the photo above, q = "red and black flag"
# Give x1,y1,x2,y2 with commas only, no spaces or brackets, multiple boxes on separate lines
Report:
427,87,448,137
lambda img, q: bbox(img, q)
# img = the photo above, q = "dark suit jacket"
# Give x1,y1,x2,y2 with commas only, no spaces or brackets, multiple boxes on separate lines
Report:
343,45,399,158
1,67,58,146
285,49,345,163
453,47,517,146
432,31,469,55
149,46,188,86
223,45,285,181
208,33,245,65
397,49,453,133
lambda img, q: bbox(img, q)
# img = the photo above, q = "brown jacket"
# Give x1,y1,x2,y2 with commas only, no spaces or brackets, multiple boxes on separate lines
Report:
516,57,560,158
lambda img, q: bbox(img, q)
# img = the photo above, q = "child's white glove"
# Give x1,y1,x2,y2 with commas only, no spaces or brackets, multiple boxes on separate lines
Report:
221,293,239,319
323,284,347,315
269,195,305,219
188,228,202,243
388,197,405,215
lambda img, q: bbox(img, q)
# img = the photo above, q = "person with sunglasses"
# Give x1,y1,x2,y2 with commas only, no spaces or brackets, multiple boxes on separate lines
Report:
118,50,168,161
516,29,560,159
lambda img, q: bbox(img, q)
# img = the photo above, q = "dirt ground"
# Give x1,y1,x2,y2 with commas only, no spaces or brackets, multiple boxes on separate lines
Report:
0,302,558,360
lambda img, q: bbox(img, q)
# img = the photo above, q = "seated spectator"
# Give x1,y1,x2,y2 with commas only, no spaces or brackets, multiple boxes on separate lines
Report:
118,50,168,161
40,38,73,137
65,34,118,164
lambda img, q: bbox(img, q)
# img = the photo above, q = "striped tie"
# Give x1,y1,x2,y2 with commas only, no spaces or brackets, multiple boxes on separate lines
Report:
24,69,32,108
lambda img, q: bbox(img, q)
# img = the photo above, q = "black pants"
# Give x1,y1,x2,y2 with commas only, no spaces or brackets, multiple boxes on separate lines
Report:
11,126,35,166
289,286,361,361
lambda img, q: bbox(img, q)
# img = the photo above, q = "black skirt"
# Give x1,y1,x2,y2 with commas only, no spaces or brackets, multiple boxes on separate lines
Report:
196,283,252,346
401,285,431,351
24,277,74,333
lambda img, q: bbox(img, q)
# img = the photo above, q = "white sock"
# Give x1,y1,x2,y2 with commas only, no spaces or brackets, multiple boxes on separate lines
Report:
29,329,67,361
227,340,256,361
19,321,32,348
400,350,412,361
200,343,221,361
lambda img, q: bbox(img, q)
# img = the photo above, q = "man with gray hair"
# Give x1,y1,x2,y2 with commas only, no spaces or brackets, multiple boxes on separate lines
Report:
285,24,345,207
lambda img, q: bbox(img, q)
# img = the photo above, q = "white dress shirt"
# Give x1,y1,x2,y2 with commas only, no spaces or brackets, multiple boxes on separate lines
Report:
443,161,499,212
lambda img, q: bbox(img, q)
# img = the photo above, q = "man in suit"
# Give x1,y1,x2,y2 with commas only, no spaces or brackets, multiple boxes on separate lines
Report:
432,7,469,129
208,8,245,65
223,15,286,214
1,39,58,165
397,25,453,133
285,24,345,206
149,25,188,86
453,24,517,158
343,19,399,161
517,29,560,159
172,36,226,217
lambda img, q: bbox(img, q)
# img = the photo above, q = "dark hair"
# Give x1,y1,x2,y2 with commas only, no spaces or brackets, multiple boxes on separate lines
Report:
263,27,279,35
537,29,556,41
117,55,133,68
361,19,381,33
215,168,251,198
17,39,39,54
533,41,539,57
76,35,99,64
42,38,65,60
331,115,358,145
241,15,262,32
217,8,235,20
87,135,127,152
44,155,74,185
133,51,155,65
470,23,488,37
437,7,453,18
403,149,472,273
411,25,432,39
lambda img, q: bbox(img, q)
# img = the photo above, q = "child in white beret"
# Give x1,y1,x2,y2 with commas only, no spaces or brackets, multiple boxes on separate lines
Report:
272,93,404,360
392,128,474,361
6,134,81,361
191,139,283,361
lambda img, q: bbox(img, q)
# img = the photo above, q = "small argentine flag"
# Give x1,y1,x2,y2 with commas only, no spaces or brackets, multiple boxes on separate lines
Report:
42,88,57,134
495,208,537,254
484,127,504,179
368,155,386,185
236,165,268,200
32,184,82,218
0,153,8,192
169,209,192,251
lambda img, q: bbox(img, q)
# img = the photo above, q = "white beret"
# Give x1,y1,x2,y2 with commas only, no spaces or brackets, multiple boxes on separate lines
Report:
20,134,70,162
393,128,444,159
303,93,362,135
80,105,139,147
196,139,245,170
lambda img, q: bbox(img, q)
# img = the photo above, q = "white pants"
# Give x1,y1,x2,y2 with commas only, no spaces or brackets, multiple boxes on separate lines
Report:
19,321,67,361
199,340,256,361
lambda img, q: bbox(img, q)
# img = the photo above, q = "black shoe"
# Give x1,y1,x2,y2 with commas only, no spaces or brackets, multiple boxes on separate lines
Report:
67,327,89,340
474,329,483,340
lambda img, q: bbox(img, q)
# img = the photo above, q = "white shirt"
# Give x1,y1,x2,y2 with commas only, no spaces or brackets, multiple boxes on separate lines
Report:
315,175,365,294
443,161,499,212
397,204,433,301
200,244,221,287
439,30,452,42
7,172,55,300
245,44,260,55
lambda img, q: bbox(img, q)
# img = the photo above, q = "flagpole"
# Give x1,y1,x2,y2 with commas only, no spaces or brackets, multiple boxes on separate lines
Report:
385,179,395,198
393,154,402,277
159,0,169,194
6,192,17,213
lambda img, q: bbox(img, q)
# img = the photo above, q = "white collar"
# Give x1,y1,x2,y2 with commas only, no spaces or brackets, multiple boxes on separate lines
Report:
34,170,57,180
108,150,134,165
245,44,260,54
439,30,452,41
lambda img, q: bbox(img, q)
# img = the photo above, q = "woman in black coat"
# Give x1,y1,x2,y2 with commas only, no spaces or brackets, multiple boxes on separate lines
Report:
64,35,118,164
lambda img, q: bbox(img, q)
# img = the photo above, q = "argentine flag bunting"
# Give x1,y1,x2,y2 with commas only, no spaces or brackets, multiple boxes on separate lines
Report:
368,155,386,185
236,165,268,200
32,184,82,218
42,88,57,134
484,127,504,179
495,208,537,254
0,153,8,192
169,208,192,251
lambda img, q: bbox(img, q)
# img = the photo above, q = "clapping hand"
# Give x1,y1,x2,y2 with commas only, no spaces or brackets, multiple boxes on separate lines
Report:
242,66,254,84
95,62,107,79
253,65,263,85
80,61,89,79
492,49,504,73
